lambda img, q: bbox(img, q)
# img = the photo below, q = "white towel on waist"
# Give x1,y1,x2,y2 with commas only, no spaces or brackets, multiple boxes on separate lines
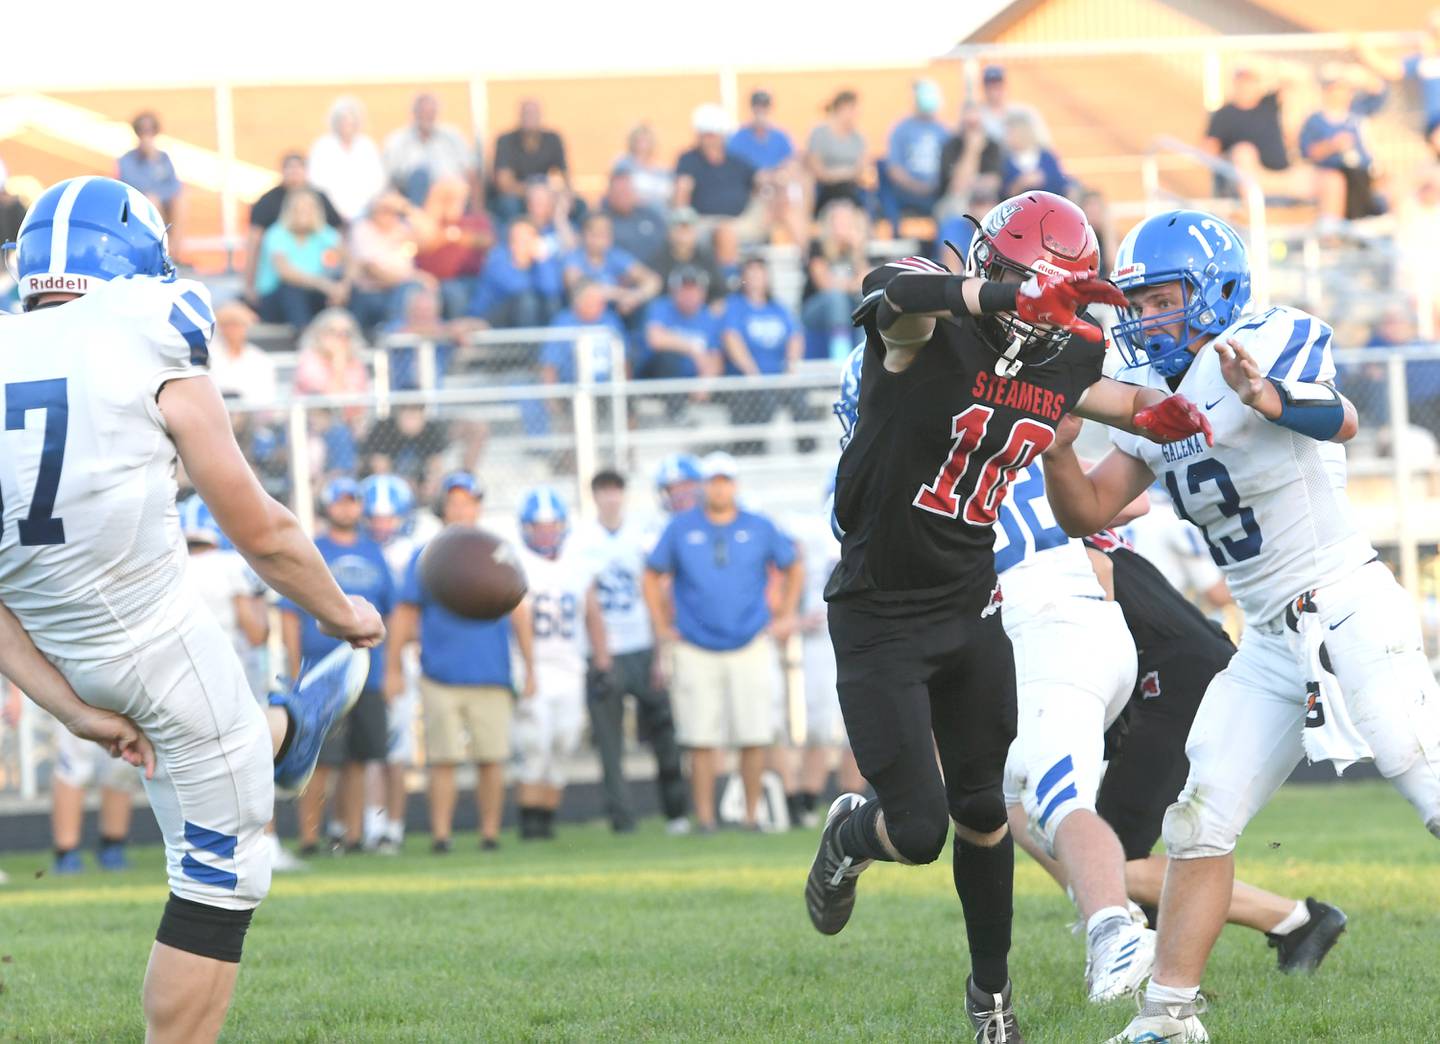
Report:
1285,591,1374,775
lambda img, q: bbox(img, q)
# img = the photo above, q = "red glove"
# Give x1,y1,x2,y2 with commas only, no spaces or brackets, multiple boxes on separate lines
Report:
1133,394,1215,446
1015,271,1129,343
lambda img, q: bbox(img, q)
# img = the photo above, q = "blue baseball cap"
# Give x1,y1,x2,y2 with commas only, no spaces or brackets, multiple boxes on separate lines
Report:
441,471,484,498
320,476,361,507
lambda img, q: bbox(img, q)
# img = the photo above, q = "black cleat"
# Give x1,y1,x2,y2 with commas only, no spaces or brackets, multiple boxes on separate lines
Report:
1268,897,1346,973
965,976,1024,1043
804,794,872,936
431,838,452,855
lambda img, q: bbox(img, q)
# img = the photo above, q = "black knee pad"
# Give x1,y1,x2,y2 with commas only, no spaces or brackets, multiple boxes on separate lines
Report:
885,801,950,865
156,893,254,964
950,788,1008,839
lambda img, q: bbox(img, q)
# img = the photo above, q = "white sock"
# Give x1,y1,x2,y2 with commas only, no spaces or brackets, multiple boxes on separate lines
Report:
1145,980,1199,1009
1269,900,1311,937
1086,905,1132,946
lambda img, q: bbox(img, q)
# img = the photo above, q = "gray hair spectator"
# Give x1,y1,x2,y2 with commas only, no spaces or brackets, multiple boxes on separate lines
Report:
387,475,518,852
601,169,668,267
614,122,675,212
309,96,387,225
1299,62,1389,221
491,98,570,221
976,64,1052,147
674,104,761,266
209,300,278,404
642,451,803,831
562,212,661,320
116,111,183,250
246,155,346,306
805,89,867,214
802,199,868,360
382,92,480,207
576,469,690,834
254,188,351,329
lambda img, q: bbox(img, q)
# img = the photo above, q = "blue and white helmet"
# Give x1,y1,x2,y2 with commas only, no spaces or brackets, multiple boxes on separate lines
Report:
833,344,864,449
518,485,570,557
360,474,415,542
177,495,226,549
1110,210,1252,378
654,453,702,514
4,176,174,310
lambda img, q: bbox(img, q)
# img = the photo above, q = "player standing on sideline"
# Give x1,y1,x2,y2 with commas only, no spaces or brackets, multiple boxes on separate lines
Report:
577,469,689,834
511,486,607,840
1033,209,1440,1044
804,191,1212,1042
0,176,383,1043
361,473,420,854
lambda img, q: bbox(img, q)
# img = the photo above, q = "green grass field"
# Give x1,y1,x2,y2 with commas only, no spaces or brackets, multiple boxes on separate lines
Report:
1,781,1435,1042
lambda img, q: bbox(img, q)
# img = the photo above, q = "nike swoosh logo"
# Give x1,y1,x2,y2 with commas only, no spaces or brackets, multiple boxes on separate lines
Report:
1205,398,1225,410
1329,612,1356,631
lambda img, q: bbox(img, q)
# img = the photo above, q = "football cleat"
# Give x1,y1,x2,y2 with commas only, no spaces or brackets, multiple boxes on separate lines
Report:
1268,897,1347,973
966,976,1025,1043
52,850,85,875
1088,922,1157,1003
272,645,369,795
804,793,873,935
1103,992,1209,1043
96,844,129,872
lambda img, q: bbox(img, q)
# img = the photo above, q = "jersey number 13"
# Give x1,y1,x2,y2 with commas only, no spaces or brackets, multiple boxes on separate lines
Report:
2,379,69,546
913,404,1054,526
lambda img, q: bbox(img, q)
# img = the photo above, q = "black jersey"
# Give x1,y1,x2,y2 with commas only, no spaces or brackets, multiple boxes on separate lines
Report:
1085,531,1232,654
827,268,1104,603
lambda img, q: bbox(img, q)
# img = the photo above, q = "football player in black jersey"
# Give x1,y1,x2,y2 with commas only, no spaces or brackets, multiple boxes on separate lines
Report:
805,191,1212,1042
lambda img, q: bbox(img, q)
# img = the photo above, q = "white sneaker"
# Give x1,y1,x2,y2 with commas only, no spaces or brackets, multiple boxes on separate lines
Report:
269,834,309,873
1103,994,1209,1042
665,817,692,836
1087,922,1156,1003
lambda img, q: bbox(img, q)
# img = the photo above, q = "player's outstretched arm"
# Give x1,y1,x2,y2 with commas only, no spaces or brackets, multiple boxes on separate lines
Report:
1041,416,1156,538
1073,377,1214,445
158,377,385,648
0,601,155,777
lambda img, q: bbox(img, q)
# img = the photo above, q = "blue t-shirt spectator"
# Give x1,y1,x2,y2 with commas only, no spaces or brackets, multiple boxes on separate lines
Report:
254,223,343,298
541,305,626,383
279,534,394,693
398,547,513,687
646,506,796,651
468,244,563,325
117,149,182,204
675,148,756,217
886,116,949,193
721,294,797,375
1404,54,1440,132
562,245,639,288
1299,90,1387,170
728,125,795,172
638,295,721,377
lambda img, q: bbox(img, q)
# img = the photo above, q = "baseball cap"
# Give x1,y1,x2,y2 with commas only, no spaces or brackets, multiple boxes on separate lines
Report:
982,65,1005,84
441,471,485,498
701,451,738,480
692,102,731,136
320,476,361,507
668,265,710,293
750,89,773,108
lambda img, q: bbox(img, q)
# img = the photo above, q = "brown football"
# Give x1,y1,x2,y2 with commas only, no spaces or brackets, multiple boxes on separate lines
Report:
418,526,528,621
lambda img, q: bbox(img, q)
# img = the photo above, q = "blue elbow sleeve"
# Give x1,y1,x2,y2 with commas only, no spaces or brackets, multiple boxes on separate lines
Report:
1268,378,1345,440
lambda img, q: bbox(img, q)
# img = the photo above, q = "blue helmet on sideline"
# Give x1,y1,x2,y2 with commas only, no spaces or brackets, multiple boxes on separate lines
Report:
361,474,415,543
654,453,702,514
5,176,174,310
833,344,864,449
178,495,228,549
1110,209,1251,378
519,485,570,558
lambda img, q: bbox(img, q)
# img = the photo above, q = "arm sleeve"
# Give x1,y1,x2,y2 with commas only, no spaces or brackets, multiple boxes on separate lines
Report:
645,520,677,573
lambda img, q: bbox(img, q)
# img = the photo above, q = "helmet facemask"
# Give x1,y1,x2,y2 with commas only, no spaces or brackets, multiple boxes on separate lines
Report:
966,221,1080,376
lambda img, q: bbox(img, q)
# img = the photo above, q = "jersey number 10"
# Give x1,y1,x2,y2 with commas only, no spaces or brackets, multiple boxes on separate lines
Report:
2,379,69,546
913,404,1054,525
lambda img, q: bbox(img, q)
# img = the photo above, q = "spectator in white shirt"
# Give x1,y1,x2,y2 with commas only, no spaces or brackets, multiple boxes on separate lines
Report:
209,300,279,404
310,96,387,225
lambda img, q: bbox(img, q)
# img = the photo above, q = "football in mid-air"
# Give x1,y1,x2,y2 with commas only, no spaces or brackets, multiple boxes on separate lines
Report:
418,526,527,620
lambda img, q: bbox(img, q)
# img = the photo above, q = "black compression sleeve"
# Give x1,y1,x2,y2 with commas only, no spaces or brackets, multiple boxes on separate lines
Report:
881,272,969,317
977,281,1020,314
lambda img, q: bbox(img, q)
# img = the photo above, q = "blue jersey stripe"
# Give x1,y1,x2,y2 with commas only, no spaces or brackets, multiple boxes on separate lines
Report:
1037,782,1079,828
1034,754,1074,805
167,303,209,366
181,853,238,890
1266,318,1312,380
1297,328,1332,382
180,289,214,327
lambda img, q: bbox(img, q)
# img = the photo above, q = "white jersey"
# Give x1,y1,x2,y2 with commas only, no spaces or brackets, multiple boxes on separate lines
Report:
520,545,595,692
574,518,653,655
1110,305,1374,622
0,277,215,660
1120,496,1224,605
993,461,1104,618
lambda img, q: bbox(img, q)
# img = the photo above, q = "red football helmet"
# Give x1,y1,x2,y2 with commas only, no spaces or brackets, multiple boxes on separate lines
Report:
965,191,1101,368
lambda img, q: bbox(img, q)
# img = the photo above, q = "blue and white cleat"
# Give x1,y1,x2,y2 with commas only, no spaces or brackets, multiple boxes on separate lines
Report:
272,645,369,795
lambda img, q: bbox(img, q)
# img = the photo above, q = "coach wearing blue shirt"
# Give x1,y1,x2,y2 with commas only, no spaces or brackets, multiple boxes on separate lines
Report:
643,452,803,831
386,473,531,853
280,477,395,854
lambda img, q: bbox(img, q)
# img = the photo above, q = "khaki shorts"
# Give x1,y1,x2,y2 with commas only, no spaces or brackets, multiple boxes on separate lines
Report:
671,635,775,748
421,678,513,764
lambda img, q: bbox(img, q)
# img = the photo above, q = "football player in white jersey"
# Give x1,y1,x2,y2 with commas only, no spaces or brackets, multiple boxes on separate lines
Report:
512,486,607,839
576,468,689,834
0,177,384,1043
1039,210,1440,1043
362,473,419,853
